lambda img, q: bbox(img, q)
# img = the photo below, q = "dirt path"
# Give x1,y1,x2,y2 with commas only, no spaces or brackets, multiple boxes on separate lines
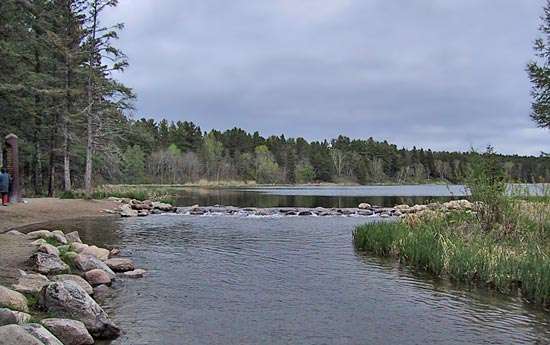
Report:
0,198,119,233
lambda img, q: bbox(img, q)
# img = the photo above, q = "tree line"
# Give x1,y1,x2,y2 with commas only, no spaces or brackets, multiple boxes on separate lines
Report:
0,0,132,196
119,119,549,185
0,0,549,195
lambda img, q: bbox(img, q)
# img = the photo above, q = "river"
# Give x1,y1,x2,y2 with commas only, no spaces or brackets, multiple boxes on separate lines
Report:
31,185,550,344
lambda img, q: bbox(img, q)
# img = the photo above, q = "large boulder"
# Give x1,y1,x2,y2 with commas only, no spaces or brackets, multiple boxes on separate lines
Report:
41,318,94,345
39,281,120,339
0,308,31,326
50,275,93,296
30,252,70,275
70,243,88,253
120,204,138,217
38,244,60,257
12,271,51,295
22,324,63,345
27,230,52,240
0,325,44,345
358,203,371,209
0,285,29,312
131,200,153,211
64,232,82,244
152,201,176,212
105,258,135,272
51,231,68,245
80,246,110,261
82,269,112,287
73,255,115,278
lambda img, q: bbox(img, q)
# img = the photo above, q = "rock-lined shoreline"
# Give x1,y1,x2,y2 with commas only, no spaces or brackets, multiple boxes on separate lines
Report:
0,229,145,344
107,197,474,219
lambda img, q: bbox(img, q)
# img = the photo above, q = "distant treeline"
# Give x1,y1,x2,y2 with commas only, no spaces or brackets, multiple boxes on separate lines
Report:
0,1,548,195
115,119,549,186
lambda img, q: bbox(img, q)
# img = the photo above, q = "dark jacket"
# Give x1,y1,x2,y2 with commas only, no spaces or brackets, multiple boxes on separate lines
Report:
0,172,10,193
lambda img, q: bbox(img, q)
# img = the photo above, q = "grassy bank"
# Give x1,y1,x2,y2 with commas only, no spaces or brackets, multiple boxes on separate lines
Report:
354,151,550,306
353,209,549,306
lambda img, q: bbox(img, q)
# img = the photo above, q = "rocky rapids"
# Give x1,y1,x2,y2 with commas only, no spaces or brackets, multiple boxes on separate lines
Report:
107,197,475,219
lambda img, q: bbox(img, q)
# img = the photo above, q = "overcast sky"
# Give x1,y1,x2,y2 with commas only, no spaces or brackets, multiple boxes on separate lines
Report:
105,0,549,156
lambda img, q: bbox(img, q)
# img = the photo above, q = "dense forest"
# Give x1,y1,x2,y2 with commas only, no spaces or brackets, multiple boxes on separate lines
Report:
1,1,549,196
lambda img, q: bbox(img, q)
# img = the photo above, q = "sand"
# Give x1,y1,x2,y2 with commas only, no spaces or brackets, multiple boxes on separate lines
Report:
0,198,119,233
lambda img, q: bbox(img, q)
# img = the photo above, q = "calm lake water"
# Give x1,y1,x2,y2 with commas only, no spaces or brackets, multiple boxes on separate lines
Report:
173,184,468,208
27,186,550,344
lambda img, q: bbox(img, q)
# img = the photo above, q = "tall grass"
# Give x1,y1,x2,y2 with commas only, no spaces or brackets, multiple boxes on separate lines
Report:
353,213,550,306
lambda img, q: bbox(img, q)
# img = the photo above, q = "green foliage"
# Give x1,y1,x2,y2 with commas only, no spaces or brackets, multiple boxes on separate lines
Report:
122,145,146,184
353,222,406,255
255,145,281,184
353,207,550,306
527,1,550,129
296,162,316,184
465,147,509,231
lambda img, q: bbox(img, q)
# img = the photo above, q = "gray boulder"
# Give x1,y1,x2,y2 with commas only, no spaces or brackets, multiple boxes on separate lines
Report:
0,325,44,345
0,308,31,326
50,275,93,295
22,324,63,345
41,318,94,345
74,255,115,277
123,269,146,278
105,258,135,272
64,232,82,244
27,230,52,240
0,285,29,312
38,244,60,257
51,231,68,245
30,252,69,275
12,271,51,295
120,204,138,217
39,281,120,339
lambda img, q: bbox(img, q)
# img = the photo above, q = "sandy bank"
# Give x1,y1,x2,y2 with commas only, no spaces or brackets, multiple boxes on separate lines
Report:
0,198,119,233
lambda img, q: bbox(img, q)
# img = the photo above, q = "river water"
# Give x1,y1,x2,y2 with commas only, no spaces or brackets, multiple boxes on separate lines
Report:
31,186,550,344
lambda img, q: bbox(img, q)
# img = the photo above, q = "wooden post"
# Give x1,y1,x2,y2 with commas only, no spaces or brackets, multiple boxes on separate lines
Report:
5,134,20,202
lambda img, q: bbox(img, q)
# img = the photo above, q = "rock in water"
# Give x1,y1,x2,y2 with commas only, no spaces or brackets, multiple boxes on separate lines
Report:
105,258,135,272
82,269,112,287
39,281,120,339
73,255,115,278
50,275,93,296
0,324,44,345
22,324,63,345
41,318,94,345
123,269,146,278
120,204,138,217
0,285,29,312
0,308,31,326
65,231,82,244
358,203,371,209
12,272,51,295
30,252,70,275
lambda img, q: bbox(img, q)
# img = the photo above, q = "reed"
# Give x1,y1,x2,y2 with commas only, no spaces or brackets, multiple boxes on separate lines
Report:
353,211,550,306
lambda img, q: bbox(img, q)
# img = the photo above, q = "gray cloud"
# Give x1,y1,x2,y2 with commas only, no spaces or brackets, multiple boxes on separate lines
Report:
105,0,549,155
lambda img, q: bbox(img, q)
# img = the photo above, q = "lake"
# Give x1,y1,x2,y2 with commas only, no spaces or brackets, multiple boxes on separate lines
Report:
29,185,550,344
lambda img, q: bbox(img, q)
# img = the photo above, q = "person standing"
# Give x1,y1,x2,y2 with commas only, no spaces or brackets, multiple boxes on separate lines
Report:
0,167,10,206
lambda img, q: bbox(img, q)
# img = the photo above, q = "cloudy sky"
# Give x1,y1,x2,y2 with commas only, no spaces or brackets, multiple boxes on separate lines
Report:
105,0,549,155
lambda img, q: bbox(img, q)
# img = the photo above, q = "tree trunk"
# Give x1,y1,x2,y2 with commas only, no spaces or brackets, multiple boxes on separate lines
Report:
84,115,93,193
63,52,72,192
